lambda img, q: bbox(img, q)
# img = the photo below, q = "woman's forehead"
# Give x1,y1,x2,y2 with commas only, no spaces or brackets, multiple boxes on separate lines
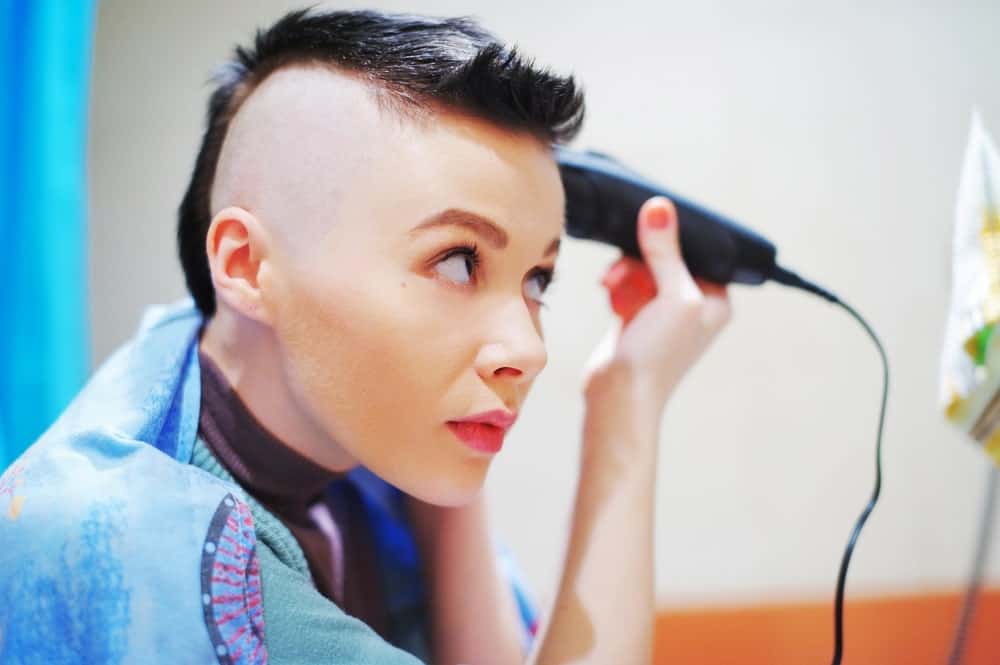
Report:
213,66,564,250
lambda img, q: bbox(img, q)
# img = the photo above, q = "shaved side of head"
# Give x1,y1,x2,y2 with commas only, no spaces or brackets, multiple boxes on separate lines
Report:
178,8,584,316
210,66,397,254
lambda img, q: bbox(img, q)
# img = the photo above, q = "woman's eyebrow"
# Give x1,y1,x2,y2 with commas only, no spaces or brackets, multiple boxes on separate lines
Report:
409,207,560,257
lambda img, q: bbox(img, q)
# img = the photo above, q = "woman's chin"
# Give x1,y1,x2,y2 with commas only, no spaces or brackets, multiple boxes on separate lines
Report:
396,465,489,507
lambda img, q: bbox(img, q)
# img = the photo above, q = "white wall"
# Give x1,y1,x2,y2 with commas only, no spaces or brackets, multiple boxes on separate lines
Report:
89,0,1000,608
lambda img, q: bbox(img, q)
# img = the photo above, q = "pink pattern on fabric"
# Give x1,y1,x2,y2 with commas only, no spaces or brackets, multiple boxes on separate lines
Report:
200,494,267,664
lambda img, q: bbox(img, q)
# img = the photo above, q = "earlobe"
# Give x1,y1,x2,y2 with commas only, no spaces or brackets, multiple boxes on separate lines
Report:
205,206,271,323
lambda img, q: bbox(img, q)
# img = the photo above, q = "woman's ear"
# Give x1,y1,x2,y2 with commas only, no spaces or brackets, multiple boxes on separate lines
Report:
205,206,272,324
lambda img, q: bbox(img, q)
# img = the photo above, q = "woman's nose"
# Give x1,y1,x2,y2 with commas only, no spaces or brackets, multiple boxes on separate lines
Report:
474,303,547,386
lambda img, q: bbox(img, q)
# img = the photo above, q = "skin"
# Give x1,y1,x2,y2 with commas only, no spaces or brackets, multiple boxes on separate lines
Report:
202,64,562,509
200,63,733,664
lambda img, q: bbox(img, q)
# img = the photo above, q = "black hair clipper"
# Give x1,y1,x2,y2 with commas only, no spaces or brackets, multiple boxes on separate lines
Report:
554,146,836,302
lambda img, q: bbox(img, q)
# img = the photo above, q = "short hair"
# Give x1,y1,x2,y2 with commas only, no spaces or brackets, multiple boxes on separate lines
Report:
177,7,586,317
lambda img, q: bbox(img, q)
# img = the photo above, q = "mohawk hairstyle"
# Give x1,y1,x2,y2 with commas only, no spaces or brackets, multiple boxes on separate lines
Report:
177,7,585,316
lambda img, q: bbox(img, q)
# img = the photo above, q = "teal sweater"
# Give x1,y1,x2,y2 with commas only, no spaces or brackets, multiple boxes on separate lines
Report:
190,436,426,665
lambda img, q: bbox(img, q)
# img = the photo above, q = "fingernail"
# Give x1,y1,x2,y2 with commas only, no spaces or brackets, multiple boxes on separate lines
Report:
646,207,670,229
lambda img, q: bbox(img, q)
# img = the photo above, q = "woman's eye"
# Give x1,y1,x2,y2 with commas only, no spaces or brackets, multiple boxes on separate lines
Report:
434,246,479,285
526,270,555,307
434,244,555,308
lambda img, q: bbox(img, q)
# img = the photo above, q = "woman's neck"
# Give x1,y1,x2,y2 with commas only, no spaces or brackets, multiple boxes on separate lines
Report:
199,306,358,473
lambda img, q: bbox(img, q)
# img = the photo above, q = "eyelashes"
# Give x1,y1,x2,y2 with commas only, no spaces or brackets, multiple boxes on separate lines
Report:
441,241,482,279
436,241,556,308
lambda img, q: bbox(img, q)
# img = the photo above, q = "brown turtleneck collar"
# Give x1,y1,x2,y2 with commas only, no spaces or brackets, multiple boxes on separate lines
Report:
196,349,341,526
195,348,389,637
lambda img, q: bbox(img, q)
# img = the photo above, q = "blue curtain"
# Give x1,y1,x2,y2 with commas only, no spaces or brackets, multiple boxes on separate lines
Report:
0,1,95,469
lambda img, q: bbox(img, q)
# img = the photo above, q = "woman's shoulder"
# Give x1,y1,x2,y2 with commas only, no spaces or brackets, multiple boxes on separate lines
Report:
0,430,256,663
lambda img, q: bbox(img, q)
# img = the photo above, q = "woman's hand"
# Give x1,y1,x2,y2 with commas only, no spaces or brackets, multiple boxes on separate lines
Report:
528,196,733,665
582,196,732,419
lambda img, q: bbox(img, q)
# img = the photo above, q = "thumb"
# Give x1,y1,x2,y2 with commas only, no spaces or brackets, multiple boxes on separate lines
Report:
636,196,692,291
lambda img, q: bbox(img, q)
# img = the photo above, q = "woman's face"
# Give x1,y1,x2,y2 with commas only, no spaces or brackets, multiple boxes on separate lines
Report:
232,67,565,506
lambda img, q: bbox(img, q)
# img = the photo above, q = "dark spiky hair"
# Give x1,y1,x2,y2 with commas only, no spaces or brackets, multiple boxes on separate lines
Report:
177,7,585,316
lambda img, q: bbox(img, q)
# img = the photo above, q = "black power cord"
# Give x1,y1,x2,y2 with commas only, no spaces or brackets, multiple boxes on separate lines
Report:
827,299,888,665
773,267,889,665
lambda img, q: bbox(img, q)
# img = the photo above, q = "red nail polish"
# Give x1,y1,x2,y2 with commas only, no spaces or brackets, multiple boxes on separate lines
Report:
647,208,670,229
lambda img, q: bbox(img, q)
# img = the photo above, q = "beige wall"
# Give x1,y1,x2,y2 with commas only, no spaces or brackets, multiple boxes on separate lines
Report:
89,0,1000,608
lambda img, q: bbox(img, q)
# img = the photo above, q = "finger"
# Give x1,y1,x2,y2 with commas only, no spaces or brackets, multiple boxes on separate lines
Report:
604,258,657,325
690,277,732,329
600,256,632,289
693,277,729,300
610,289,643,326
607,279,643,324
700,295,733,331
604,257,655,297
581,322,620,383
636,196,699,298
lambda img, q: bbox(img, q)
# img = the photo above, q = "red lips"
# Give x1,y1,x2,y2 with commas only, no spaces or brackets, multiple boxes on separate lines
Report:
449,409,517,430
446,409,517,454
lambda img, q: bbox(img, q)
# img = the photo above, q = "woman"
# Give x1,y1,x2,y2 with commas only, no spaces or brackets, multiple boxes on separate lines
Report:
0,8,731,664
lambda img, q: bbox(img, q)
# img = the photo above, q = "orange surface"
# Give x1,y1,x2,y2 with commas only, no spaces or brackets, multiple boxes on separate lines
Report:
654,589,1000,665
